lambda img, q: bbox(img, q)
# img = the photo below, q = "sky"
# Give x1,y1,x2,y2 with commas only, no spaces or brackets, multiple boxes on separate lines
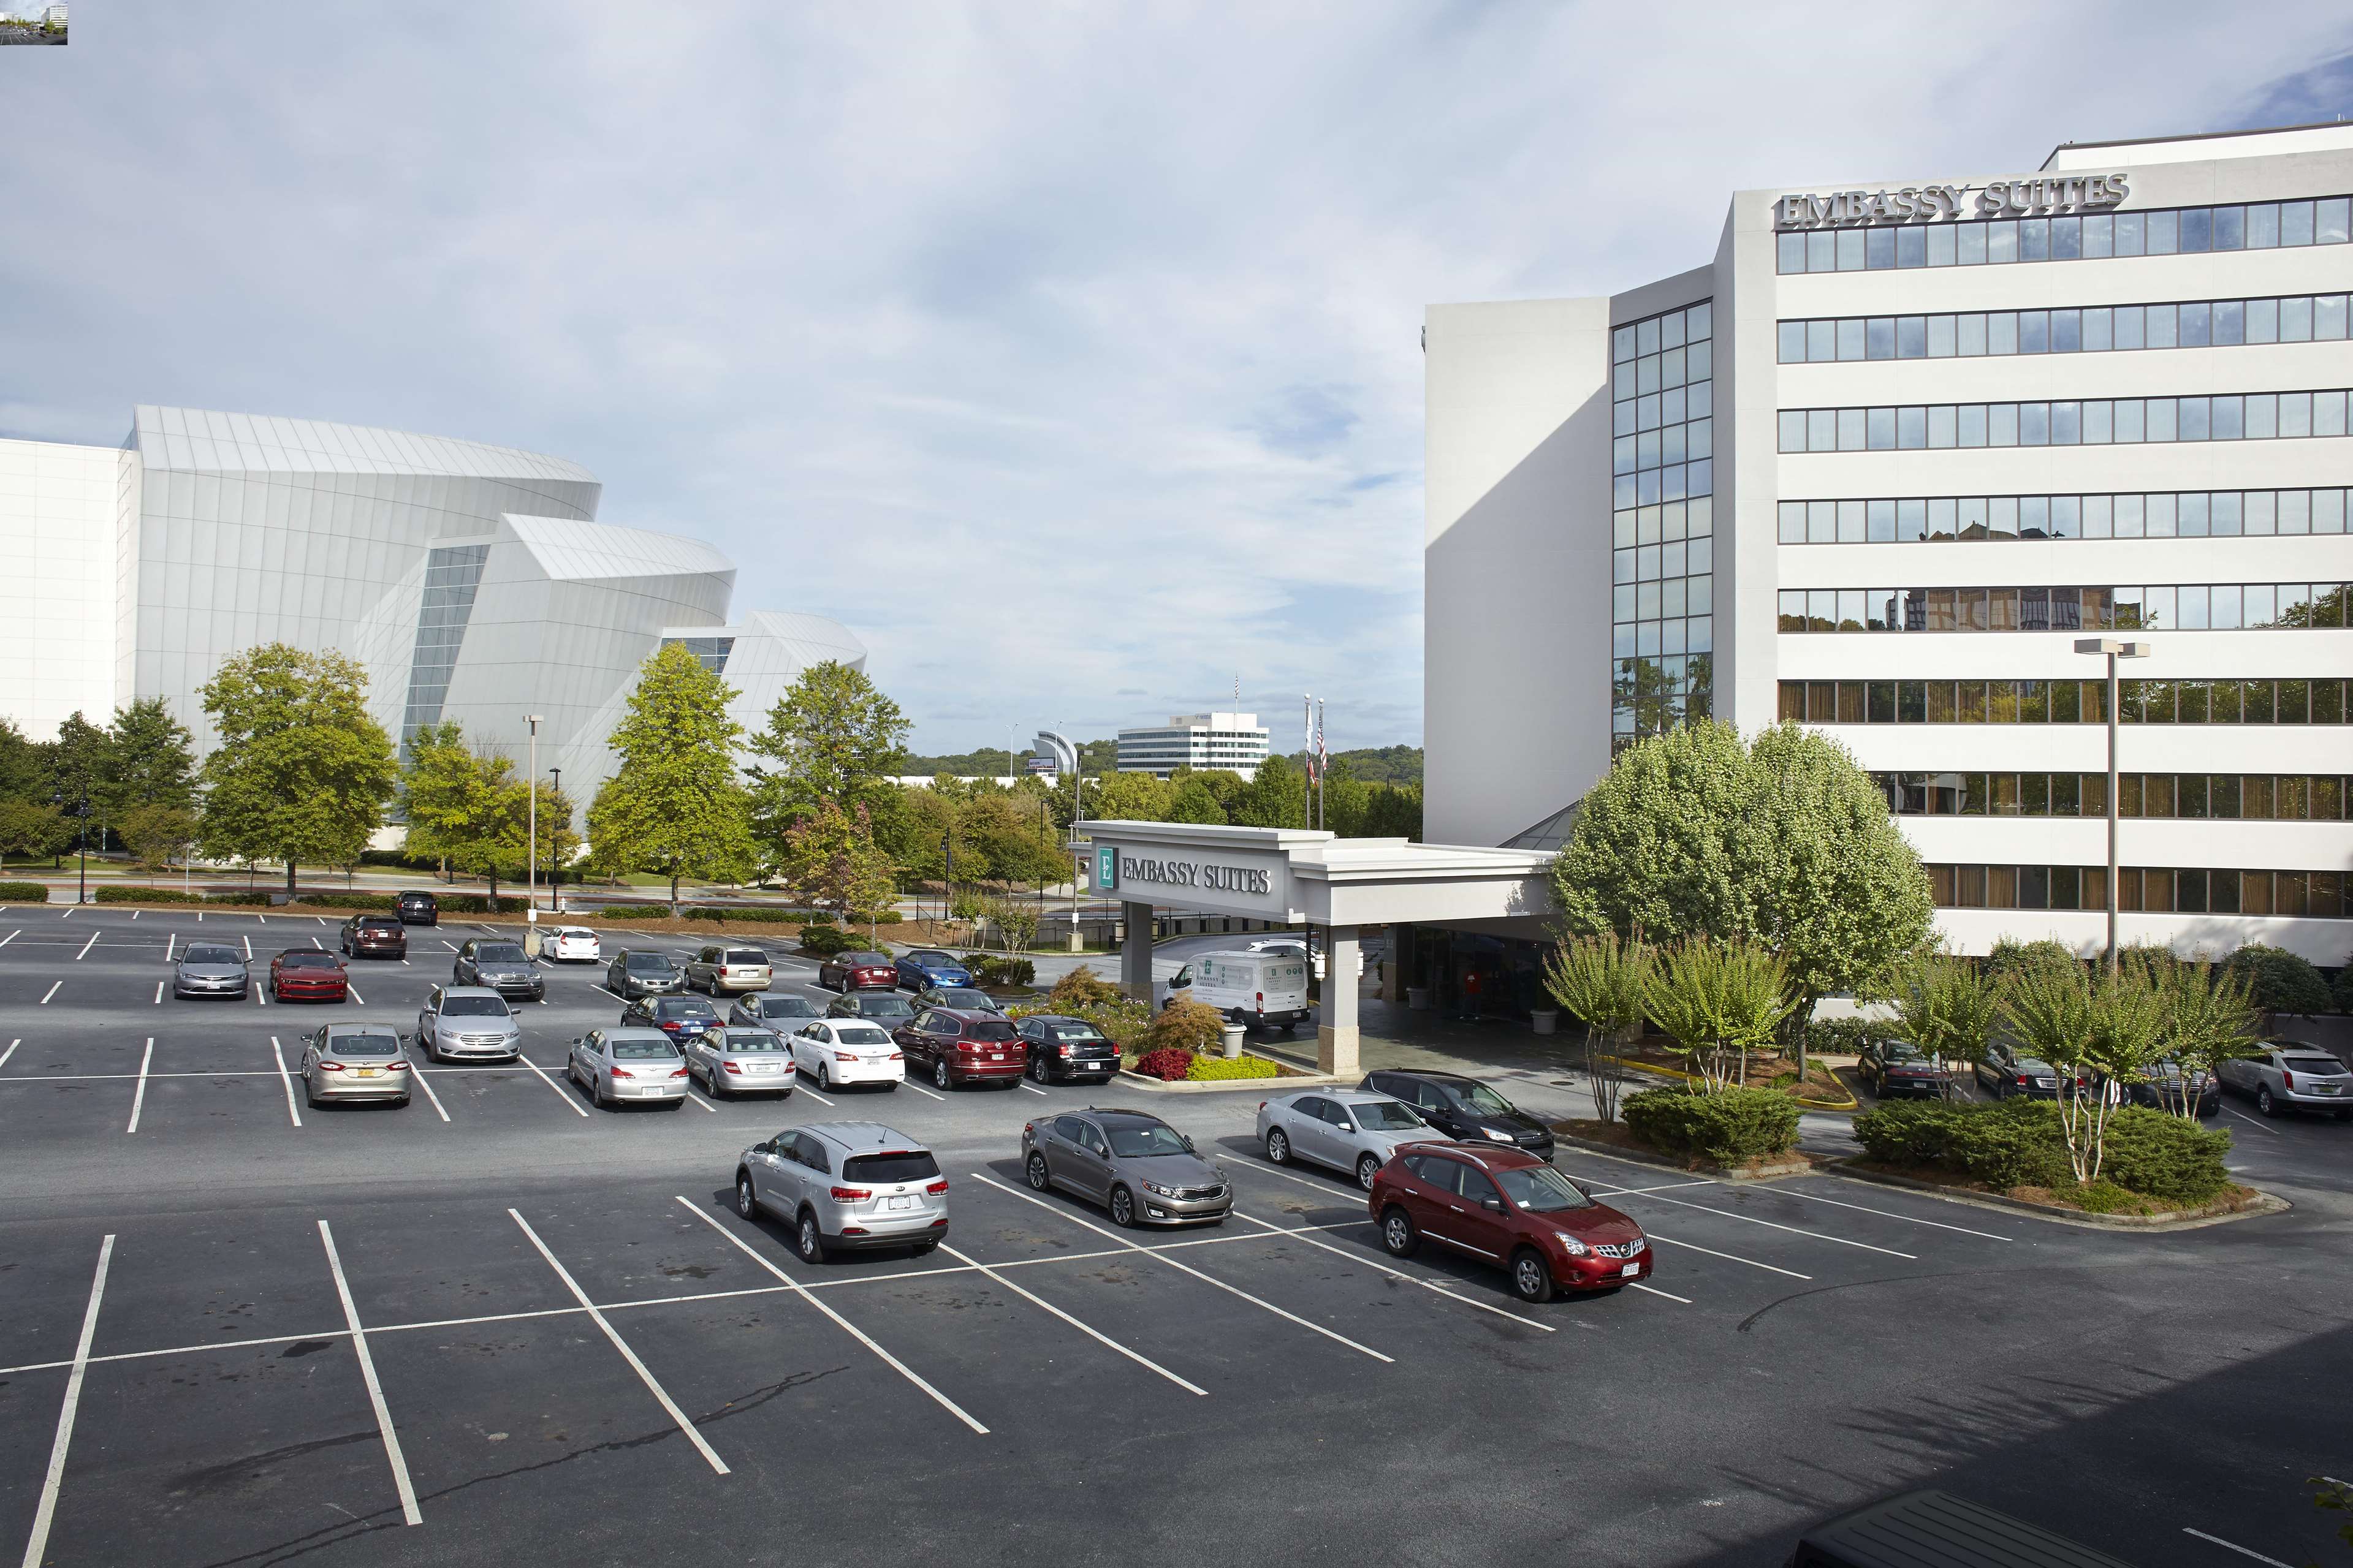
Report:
3,4,2351,755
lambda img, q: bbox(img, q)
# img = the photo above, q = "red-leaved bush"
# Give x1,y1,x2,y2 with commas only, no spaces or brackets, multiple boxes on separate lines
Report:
1131,1047,1197,1081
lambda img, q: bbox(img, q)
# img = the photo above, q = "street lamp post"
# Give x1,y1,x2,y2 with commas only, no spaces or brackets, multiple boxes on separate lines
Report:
549,767,562,913
525,716,544,917
2074,637,2150,972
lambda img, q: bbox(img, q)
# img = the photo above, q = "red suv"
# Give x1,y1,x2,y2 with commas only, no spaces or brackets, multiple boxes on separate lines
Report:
269,949,350,1003
893,1007,1026,1091
340,914,408,960
1368,1143,1652,1303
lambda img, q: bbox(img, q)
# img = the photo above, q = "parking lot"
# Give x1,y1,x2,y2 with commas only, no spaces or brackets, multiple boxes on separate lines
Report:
4,904,2350,1568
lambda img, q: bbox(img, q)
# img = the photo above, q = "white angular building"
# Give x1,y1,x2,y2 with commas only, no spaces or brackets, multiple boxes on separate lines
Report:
0,405,865,808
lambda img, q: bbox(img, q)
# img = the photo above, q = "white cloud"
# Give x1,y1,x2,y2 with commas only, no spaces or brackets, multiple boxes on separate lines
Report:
3,2,2347,753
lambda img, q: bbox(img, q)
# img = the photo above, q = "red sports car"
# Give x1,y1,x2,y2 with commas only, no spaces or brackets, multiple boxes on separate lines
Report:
270,949,351,1003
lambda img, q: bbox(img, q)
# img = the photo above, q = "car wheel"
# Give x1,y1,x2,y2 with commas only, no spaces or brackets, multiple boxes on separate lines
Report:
1510,1248,1556,1304
594,1075,612,1109
1108,1186,1136,1228
1356,1153,1382,1191
1030,1053,1049,1085
2258,1087,2278,1116
1027,1151,1051,1191
704,1067,726,1100
817,1061,834,1092
1380,1206,1418,1257
1264,1127,1291,1165
933,1058,951,1091
796,1211,826,1264
736,1175,758,1218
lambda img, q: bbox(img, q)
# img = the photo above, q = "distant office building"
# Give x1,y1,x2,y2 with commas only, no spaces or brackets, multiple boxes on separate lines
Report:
43,3,64,22
1116,712,1269,779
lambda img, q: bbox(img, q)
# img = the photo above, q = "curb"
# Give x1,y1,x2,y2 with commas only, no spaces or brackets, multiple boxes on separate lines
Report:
1832,1160,2292,1231
1549,1129,1816,1183
1595,1054,1860,1112
1114,1059,1341,1094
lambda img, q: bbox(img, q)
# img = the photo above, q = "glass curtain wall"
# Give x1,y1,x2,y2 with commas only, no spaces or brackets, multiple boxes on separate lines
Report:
1611,300,1714,755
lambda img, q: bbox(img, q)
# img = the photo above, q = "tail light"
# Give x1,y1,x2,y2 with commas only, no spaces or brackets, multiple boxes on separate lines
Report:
830,1186,872,1202
387,1061,409,1072
723,1061,743,1075
889,1051,903,1061
1058,1043,1073,1056
2015,1074,2029,1086
926,1180,949,1195
835,1051,857,1062
1256,991,1264,1004
611,1067,634,1080
319,1062,346,1072
2283,1069,2295,1090
668,1067,688,1079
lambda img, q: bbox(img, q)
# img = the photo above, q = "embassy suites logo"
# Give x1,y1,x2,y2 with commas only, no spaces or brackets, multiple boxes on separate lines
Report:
1776,173,2129,229
1117,854,1272,896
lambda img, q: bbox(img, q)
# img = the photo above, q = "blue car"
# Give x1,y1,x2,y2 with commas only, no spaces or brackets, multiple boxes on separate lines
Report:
895,948,971,991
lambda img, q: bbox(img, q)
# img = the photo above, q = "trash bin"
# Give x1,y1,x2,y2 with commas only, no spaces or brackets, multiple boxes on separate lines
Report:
1220,1023,1245,1059
1530,1009,1558,1036
1407,986,1432,1011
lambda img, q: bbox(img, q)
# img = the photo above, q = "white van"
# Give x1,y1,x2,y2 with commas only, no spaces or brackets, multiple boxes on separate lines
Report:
1165,950,1311,1034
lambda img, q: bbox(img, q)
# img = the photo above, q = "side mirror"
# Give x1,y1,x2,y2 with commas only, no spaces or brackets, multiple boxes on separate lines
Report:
1570,1180,1593,1199
1481,1196,1504,1213
1180,1135,1196,1152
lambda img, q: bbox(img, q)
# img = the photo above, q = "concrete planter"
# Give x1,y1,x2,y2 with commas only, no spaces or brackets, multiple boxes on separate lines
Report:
1548,1127,1813,1183
1530,1009,1559,1036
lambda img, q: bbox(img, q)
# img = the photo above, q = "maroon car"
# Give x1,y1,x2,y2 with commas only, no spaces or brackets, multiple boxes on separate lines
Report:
269,949,351,1003
340,914,408,960
820,950,899,991
1369,1143,1653,1303
893,1007,1026,1091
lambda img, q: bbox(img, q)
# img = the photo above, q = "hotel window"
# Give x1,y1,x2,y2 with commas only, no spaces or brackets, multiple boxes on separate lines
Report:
1926,866,2348,918
1779,488,2352,543
1776,195,2352,274
1612,299,1713,755
1779,677,2351,726
1777,389,2352,452
1776,584,2348,632
1778,292,2352,362
1871,772,2344,820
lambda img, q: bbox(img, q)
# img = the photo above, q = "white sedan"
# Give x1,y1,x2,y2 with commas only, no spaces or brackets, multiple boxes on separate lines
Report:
788,1018,905,1092
547,926,602,962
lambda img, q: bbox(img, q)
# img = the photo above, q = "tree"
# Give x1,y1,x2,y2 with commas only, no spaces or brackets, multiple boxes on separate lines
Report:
583,643,755,911
1084,769,1175,824
2221,943,2332,1026
1890,954,2001,1101
0,716,48,800
1166,776,1227,825
962,792,1062,893
1543,931,1652,1122
48,710,110,844
120,803,199,875
744,660,909,833
198,645,400,895
1231,754,1307,829
783,799,898,934
2159,958,2260,1122
2078,963,2170,1181
1553,722,1933,1085
2002,958,2098,1180
1641,938,1797,1091
400,722,531,908
1985,937,2085,987
0,797,70,864
103,698,198,814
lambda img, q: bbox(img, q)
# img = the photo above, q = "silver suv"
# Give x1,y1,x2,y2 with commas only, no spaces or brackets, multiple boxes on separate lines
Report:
414,985,522,1061
733,1123,947,1262
2219,1042,2353,1119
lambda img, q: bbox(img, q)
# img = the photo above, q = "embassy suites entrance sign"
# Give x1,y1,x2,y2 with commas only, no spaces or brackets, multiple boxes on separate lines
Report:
1776,173,2129,229
1087,838,1295,921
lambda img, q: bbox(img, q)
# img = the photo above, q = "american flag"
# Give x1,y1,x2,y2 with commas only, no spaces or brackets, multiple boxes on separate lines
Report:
1303,695,1317,784
1315,699,1327,782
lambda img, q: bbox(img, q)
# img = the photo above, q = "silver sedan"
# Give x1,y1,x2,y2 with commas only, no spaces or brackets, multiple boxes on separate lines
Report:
1258,1089,1443,1189
416,986,522,1062
568,1027,688,1109
173,942,250,999
297,1023,412,1108
729,991,822,1029
685,1026,798,1099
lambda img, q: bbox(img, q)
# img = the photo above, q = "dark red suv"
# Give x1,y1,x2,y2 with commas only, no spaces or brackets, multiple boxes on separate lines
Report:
893,1007,1026,1091
821,950,899,991
1368,1143,1652,1303
340,914,408,960
269,949,350,1003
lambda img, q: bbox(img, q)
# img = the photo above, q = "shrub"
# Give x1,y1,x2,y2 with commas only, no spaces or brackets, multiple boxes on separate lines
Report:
2224,943,2333,1018
799,926,883,958
1621,1087,1802,1164
2100,1108,2234,1205
1048,965,1124,1010
959,954,1036,987
1187,1053,1280,1080
1142,998,1229,1056
1803,1016,1893,1057
682,905,804,925
1985,937,2087,985
1850,1099,2229,1202
1131,1047,1196,1081
2336,964,2353,1016
600,906,652,920
0,881,51,901
801,912,836,928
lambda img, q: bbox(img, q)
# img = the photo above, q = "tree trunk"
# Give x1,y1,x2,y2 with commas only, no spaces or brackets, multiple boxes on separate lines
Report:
286,858,297,897
669,872,682,918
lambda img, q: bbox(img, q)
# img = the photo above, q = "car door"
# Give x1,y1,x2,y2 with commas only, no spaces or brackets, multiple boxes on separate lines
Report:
898,1011,937,1072
1399,1154,1461,1242
1446,1165,1519,1265
417,987,441,1051
1065,1117,1114,1202
1287,1096,1339,1169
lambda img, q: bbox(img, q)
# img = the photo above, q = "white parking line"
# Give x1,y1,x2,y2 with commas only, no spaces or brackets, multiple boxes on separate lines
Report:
243,934,253,960
272,1037,303,1127
683,1089,719,1113
18,1234,113,1568
1230,1208,1556,1331
1,929,16,947
1644,1232,1811,1279
1019,1081,1049,1096
2221,1105,2281,1137
153,981,162,1005
673,1197,989,1436
1629,1281,1693,1305
970,1172,1394,1363
1582,1184,1918,1260
796,1082,835,1107
593,983,625,1001
317,1222,421,1526
349,985,365,1005
1234,1159,1353,1199
441,941,458,953
1784,1182,2014,1241
125,1039,153,1134
939,1241,1210,1395
39,982,58,1005
406,1062,450,1122
73,933,96,961
59,907,70,918
130,910,140,920
0,1039,15,1070
899,1079,945,1102
509,1210,730,1474
519,1054,590,1116
2184,1528,2293,1566
252,985,267,1006
164,932,173,960
311,936,324,950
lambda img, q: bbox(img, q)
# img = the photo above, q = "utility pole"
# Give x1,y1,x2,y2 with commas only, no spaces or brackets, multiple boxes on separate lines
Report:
525,716,544,919
2075,637,2150,972
549,767,563,912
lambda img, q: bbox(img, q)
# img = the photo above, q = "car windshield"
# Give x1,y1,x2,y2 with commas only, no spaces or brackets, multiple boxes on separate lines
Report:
2286,1056,2347,1073
721,1030,786,1052
186,945,241,964
724,950,766,965
325,1032,400,1057
837,1025,892,1046
279,951,338,969
1494,1165,1596,1213
1104,1121,1188,1158
2015,1058,2057,1074
656,998,720,1020
1882,1040,1928,1062
1448,1080,1516,1115
558,928,595,939
843,1150,940,1183
756,996,816,1017
859,998,911,1016
442,996,509,1017
1351,1100,1425,1131
1048,1024,1106,1043
475,943,526,963
626,954,675,972
968,1020,1018,1042
937,988,992,1007
612,1039,680,1060
909,951,954,965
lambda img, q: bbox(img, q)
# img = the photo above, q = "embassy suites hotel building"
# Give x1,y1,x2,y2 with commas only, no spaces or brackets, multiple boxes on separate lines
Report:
1424,122,2353,963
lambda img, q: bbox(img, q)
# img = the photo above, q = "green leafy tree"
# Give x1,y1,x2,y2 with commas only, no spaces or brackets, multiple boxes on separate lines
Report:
2159,958,2260,1122
197,645,400,895
0,717,46,800
962,791,1062,893
47,710,110,843
2221,942,2332,1025
783,799,898,934
1231,754,1307,829
1166,776,1228,825
1085,769,1176,823
0,797,70,864
1543,931,1652,1122
400,721,532,907
2079,963,2170,1181
584,643,755,911
1985,937,2086,987
120,803,199,874
103,697,198,814
1889,954,2001,1101
745,660,909,833
1641,938,1797,1091
2002,959,2099,1180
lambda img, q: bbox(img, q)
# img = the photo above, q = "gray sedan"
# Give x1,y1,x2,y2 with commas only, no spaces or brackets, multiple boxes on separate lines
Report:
568,1027,687,1108
296,1023,412,1108
1258,1089,1442,1190
1021,1108,1230,1228
173,942,251,999
914,985,1005,1015
729,991,821,1029
416,986,522,1062
685,1026,798,1099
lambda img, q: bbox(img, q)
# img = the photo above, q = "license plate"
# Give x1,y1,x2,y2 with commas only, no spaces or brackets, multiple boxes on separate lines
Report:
887,1195,916,1211
751,1063,778,1074
1622,1261,1641,1277
355,1068,380,1078
989,1053,1003,1061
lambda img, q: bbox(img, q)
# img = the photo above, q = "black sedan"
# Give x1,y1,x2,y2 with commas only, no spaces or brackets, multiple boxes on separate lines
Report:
1973,1041,2071,1100
1016,1013,1120,1085
2117,1058,2221,1118
1356,1069,1554,1159
1860,1037,1947,1100
622,994,723,1043
914,985,1005,1015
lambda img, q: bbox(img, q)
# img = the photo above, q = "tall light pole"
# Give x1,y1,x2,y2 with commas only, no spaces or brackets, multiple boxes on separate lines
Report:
2074,638,2150,972
549,767,563,912
525,716,544,916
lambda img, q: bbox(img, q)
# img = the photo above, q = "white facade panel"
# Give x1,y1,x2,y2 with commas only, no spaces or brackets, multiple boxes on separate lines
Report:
0,436,122,734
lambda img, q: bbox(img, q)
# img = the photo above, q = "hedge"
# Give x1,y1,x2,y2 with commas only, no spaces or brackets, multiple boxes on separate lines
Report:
1851,1098,2232,1205
1621,1087,1802,1164
959,953,1036,987
1187,1053,1280,1080
95,887,199,904
0,881,50,901
799,926,889,958
292,892,507,915
682,905,804,925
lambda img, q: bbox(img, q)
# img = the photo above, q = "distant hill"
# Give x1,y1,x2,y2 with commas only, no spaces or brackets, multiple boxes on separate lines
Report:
1289,745,1422,786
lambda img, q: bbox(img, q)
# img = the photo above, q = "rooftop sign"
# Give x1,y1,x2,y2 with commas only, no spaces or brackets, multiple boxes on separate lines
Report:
1775,173,2129,229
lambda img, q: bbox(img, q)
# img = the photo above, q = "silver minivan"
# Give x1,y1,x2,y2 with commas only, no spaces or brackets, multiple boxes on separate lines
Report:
734,1122,947,1262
